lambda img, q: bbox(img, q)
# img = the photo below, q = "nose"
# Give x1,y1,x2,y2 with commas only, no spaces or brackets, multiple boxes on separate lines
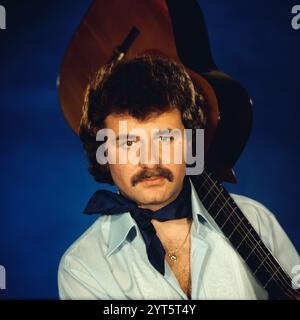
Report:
138,136,161,168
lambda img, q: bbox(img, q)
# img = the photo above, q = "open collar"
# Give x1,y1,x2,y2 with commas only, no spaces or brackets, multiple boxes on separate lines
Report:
105,177,225,258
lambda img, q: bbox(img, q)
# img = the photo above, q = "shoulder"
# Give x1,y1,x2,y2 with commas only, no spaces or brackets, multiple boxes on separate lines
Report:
58,215,111,276
57,215,117,299
230,194,277,237
229,193,281,251
229,193,300,276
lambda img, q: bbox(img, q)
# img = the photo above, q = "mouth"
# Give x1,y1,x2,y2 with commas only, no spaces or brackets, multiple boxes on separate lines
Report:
140,176,165,183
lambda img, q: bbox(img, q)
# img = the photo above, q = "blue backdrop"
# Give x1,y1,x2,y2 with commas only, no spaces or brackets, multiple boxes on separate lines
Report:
0,0,299,299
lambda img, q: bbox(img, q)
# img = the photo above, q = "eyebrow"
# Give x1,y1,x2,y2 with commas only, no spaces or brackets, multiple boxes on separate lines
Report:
153,128,180,136
115,128,177,141
116,134,138,141
157,128,173,133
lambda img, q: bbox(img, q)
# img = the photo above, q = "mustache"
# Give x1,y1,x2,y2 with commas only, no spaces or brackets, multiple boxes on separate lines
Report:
131,166,174,186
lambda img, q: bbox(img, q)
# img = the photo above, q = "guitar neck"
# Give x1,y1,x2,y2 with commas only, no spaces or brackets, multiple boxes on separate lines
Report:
190,169,300,300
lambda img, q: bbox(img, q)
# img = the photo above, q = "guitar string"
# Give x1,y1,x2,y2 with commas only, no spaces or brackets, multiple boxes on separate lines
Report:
200,170,298,299
198,170,298,299
199,172,296,299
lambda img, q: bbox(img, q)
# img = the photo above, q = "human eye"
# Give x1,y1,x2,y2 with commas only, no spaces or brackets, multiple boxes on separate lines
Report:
159,135,174,143
119,139,137,149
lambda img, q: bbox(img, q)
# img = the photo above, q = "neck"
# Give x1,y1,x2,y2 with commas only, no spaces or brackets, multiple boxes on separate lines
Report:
151,217,192,237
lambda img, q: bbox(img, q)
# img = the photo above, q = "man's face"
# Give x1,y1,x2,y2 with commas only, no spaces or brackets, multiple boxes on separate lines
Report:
104,108,187,211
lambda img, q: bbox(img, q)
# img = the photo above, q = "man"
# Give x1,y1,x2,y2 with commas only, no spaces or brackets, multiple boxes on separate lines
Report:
58,55,300,299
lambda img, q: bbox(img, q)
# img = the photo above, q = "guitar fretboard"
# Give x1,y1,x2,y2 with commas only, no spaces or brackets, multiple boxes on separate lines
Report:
191,169,300,300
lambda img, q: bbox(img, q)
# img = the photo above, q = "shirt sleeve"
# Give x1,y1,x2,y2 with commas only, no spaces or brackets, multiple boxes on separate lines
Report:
261,207,300,279
58,255,111,300
234,195,300,280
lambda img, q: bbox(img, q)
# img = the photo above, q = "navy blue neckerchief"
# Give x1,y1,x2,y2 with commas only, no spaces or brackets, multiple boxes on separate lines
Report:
84,176,192,275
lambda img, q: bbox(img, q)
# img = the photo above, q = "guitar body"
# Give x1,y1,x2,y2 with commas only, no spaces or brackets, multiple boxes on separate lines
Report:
58,0,252,182
166,0,253,180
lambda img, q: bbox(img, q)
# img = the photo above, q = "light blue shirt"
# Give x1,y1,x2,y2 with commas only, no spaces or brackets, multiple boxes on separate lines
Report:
58,178,300,299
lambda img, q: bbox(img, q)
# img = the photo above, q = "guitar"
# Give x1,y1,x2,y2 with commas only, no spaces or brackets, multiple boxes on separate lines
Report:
57,0,300,299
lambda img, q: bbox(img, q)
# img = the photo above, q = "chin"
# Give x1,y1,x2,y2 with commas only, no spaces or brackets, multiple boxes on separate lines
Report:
136,190,170,205
136,182,168,193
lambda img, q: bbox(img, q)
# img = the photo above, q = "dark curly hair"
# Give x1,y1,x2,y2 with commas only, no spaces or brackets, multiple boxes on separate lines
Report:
79,55,206,185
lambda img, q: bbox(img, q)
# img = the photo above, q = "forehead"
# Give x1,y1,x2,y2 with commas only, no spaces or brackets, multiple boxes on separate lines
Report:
104,108,184,132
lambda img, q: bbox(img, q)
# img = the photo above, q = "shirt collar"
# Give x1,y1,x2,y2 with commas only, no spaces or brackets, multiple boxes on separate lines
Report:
105,177,225,258
189,177,225,237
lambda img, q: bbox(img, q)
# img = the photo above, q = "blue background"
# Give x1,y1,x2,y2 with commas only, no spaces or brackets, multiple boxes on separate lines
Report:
0,0,299,299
